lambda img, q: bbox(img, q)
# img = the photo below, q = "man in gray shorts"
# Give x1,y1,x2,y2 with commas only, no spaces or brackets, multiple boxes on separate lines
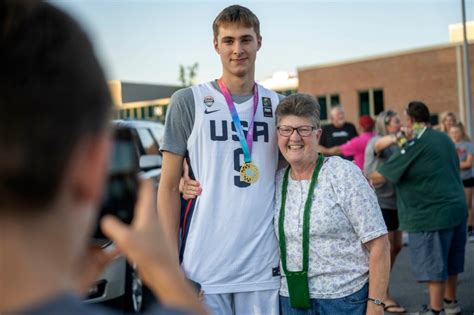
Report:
370,101,467,315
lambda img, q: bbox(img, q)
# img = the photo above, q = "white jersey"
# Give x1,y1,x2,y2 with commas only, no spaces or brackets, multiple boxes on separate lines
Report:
181,82,280,294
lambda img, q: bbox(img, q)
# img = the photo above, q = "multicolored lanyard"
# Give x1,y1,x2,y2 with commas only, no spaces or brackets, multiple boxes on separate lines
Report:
218,78,260,184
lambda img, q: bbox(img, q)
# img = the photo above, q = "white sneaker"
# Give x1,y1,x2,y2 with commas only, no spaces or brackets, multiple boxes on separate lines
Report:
443,300,461,315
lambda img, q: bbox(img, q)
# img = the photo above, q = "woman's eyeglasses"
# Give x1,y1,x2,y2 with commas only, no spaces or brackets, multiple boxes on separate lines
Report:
277,125,317,137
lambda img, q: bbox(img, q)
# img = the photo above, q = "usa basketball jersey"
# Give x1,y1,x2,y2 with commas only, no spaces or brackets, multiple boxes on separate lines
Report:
180,81,280,294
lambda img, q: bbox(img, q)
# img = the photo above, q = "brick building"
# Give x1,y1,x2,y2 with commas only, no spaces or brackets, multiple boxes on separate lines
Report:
297,42,474,127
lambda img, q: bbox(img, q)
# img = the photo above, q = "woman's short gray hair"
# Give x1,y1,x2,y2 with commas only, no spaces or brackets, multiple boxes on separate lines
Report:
275,93,321,128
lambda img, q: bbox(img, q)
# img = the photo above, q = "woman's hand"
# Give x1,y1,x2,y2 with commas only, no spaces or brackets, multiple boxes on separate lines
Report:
182,179,202,200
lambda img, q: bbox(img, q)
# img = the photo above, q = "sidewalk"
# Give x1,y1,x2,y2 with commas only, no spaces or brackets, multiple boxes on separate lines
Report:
388,237,473,314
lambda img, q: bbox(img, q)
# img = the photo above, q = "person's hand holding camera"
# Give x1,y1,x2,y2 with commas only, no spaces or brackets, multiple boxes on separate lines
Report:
101,180,206,314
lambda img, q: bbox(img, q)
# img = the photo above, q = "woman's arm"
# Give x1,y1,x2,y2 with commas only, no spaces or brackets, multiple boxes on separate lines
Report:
460,153,473,170
364,234,390,315
374,135,396,154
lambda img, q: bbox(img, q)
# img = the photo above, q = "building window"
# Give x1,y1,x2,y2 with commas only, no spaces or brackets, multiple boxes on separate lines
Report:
126,109,131,119
148,106,154,118
358,89,384,117
317,93,340,122
330,94,340,106
133,108,138,118
141,107,146,119
317,96,327,121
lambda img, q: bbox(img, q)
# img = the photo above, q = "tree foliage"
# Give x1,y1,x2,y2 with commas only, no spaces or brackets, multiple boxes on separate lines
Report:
178,62,199,87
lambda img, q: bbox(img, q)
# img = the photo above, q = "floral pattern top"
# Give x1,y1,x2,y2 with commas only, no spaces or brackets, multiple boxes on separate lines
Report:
275,156,387,299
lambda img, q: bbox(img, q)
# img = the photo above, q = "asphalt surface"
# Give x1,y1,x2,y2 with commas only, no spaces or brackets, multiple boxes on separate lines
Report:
387,235,474,314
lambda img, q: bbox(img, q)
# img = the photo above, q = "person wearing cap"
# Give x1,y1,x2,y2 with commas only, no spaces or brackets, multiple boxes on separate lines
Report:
326,115,375,170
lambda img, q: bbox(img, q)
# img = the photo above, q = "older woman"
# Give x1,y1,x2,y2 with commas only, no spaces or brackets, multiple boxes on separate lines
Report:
275,94,390,315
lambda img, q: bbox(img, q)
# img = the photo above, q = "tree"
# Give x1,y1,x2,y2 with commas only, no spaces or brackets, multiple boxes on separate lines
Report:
178,62,199,87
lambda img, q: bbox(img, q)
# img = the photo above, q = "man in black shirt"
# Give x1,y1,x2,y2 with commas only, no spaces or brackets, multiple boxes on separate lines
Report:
319,105,358,160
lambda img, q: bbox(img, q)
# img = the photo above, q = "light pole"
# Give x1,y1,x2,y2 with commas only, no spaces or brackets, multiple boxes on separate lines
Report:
461,0,473,139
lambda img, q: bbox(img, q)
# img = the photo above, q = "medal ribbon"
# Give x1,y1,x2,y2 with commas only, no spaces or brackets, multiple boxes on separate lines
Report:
218,78,259,163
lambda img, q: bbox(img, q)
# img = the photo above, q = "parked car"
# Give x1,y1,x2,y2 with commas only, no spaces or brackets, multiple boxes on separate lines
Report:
84,120,164,313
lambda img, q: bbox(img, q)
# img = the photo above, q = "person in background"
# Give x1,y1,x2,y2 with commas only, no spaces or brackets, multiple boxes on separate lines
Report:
326,115,375,170
275,94,390,315
369,101,467,315
449,122,474,242
364,110,406,314
437,111,457,133
0,2,205,314
318,105,358,160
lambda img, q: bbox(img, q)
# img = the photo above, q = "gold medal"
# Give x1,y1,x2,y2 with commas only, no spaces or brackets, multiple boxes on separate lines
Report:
240,162,259,184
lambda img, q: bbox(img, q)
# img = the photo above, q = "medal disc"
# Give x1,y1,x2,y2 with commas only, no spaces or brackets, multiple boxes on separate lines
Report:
240,162,259,184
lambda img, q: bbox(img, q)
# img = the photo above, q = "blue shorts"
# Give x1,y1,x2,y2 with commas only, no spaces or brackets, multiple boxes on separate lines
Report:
408,222,467,282
280,283,368,315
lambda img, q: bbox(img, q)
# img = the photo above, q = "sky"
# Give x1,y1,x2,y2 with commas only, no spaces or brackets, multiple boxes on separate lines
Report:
53,0,473,86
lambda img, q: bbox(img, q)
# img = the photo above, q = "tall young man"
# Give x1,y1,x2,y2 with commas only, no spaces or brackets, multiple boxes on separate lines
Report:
158,5,281,314
0,2,205,314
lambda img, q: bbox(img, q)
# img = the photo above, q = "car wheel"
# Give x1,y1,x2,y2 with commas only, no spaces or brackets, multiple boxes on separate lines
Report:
106,263,143,313
125,263,143,313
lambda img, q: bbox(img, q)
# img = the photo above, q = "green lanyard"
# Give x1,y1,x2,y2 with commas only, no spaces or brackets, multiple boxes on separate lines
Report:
278,154,324,309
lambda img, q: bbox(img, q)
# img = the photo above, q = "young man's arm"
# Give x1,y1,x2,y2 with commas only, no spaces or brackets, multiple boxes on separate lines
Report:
156,87,195,263
158,151,185,263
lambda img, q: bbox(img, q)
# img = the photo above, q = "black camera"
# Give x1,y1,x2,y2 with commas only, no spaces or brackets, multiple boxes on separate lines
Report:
93,127,139,246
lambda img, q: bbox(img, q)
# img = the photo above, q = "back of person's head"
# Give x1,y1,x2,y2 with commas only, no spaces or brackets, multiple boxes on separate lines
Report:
213,5,260,40
359,115,374,132
405,101,430,124
275,93,321,129
0,1,111,212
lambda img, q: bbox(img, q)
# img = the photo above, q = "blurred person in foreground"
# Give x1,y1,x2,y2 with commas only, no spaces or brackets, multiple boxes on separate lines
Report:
364,110,406,314
326,115,375,170
449,122,474,242
275,94,390,315
318,105,358,160
0,2,205,314
369,101,467,315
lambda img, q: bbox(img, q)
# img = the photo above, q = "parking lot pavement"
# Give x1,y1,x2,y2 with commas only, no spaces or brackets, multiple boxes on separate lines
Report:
388,238,474,314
